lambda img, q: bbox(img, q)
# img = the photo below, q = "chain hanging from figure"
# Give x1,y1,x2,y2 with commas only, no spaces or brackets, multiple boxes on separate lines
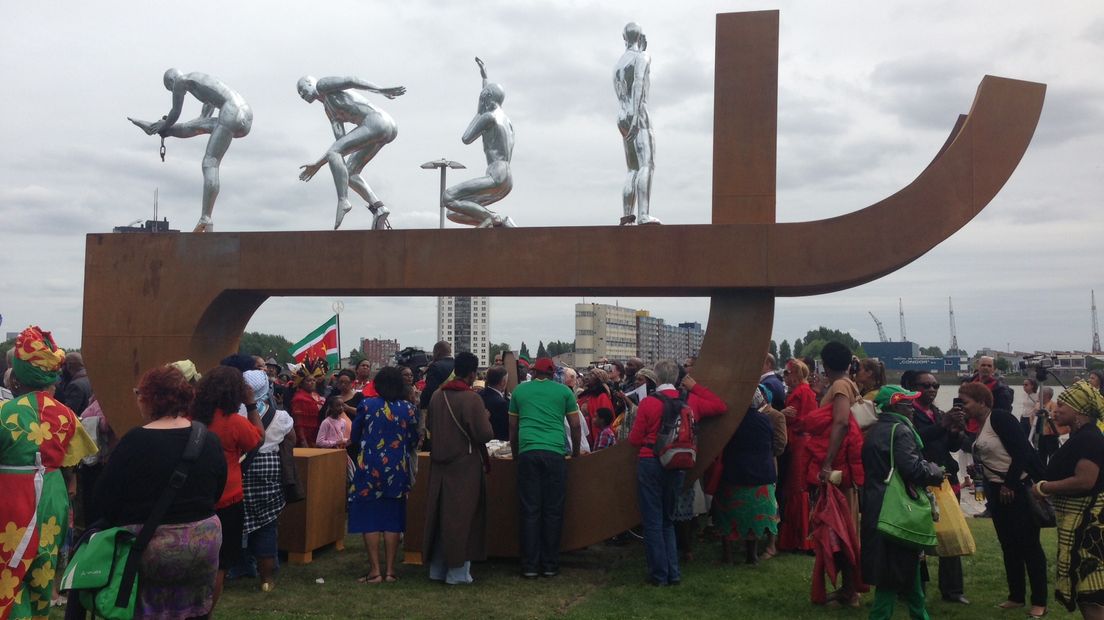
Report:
129,69,253,233
441,58,516,228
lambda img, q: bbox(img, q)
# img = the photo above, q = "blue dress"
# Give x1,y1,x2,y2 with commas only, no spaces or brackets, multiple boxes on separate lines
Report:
348,397,418,533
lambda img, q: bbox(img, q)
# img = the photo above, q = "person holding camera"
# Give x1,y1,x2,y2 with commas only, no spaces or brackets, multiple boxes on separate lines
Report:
907,372,969,605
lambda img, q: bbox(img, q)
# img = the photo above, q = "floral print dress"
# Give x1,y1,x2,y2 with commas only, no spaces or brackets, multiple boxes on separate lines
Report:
0,391,95,620
347,398,418,533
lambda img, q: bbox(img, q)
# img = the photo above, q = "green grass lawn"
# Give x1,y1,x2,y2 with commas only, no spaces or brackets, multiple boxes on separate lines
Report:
202,519,1056,619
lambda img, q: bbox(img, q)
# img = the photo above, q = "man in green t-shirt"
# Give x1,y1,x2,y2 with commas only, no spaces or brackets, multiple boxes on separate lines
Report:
508,357,581,578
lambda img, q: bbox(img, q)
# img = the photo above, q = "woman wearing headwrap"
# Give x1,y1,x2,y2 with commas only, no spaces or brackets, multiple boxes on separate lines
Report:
288,358,327,448
0,326,96,619
239,370,294,593
577,368,614,447
1032,380,1104,617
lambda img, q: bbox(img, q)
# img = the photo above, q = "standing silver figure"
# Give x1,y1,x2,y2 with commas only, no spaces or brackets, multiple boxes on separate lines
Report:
614,23,659,225
297,76,406,230
442,58,516,228
129,69,253,233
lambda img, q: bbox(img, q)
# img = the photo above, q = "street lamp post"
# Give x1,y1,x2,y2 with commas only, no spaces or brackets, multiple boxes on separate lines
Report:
420,158,466,230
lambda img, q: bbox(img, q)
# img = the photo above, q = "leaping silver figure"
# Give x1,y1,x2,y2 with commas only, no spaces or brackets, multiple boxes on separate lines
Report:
442,58,516,228
614,23,659,225
297,76,406,230
129,69,253,233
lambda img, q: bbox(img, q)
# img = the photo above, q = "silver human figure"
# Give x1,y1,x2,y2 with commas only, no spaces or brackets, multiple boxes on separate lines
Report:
442,58,516,228
614,23,659,225
128,69,253,233
297,76,406,230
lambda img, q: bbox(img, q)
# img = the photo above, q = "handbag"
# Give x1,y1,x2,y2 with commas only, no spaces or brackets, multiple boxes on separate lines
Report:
1025,484,1056,528
974,449,1055,528
929,479,976,556
851,398,878,431
876,423,937,549
61,422,208,619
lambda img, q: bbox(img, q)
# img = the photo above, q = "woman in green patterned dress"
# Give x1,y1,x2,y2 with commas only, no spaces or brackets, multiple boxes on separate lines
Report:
0,326,95,620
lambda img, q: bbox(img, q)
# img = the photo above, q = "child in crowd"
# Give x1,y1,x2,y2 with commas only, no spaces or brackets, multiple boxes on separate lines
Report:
594,408,617,450
315,396,350,448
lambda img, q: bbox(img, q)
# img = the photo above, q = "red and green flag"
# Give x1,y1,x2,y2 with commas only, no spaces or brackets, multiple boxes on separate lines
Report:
289,315,339,368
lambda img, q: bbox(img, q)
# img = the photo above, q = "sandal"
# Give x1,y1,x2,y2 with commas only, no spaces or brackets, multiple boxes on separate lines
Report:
1027,607,1048,618
997,601,1025,610
384,573,398,583
357,573,382,584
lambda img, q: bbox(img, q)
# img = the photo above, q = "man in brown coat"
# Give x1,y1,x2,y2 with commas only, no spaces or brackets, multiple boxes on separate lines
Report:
423,351,494,584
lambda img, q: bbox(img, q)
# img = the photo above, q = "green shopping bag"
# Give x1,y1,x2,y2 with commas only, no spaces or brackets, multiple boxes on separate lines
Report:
876,423,937,549
59,526,138,620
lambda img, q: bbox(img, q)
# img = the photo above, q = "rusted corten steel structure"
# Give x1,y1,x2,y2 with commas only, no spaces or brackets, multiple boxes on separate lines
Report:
82,11,1045,557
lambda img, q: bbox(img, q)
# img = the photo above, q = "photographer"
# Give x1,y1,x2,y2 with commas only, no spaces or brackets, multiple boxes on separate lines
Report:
907,372,970,605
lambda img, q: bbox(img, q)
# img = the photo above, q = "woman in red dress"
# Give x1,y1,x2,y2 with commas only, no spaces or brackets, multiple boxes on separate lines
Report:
289,360,327,447
777,358,819,551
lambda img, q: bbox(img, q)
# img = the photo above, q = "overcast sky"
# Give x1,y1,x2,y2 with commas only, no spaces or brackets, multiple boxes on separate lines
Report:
1,1,1101,357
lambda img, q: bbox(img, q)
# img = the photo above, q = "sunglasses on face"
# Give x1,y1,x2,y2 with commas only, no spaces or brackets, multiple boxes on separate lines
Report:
916,382,940,389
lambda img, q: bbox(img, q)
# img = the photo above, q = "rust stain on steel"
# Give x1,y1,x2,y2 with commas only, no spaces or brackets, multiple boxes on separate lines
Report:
82,11,1044,557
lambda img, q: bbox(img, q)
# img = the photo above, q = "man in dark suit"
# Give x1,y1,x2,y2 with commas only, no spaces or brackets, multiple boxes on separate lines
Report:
481,365,510,440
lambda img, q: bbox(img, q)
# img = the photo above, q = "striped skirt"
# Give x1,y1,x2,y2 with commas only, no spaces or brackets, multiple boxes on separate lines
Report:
1055,494,1104,612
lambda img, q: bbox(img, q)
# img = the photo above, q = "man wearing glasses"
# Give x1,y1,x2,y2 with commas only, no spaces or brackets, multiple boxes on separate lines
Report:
907,372,970,605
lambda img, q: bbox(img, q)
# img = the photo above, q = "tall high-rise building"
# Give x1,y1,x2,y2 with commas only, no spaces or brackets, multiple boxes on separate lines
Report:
438,296,490,366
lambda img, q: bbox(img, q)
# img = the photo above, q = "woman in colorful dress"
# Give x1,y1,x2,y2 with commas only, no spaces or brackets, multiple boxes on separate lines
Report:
1033,380,1104,618
288,359,326,448
577,368,614,447
714,400,779,565
0,326,96,620
347,366,418,584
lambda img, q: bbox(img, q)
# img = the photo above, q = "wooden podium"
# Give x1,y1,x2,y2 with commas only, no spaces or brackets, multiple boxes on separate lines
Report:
277,448,347,564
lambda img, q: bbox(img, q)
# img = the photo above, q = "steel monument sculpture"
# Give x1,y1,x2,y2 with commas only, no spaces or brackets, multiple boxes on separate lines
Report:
87,12,1045,557
128,69,253,233
614,22,658,226
442,58,517,228
297,75,406,230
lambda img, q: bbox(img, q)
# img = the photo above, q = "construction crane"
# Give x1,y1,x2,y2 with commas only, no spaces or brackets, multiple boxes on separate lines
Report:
948,297,960,354
899,298,908,342
869,311,888,342
1093,290,1101,354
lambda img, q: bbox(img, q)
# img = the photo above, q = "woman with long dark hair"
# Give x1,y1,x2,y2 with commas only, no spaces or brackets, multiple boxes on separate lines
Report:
191,365,263,608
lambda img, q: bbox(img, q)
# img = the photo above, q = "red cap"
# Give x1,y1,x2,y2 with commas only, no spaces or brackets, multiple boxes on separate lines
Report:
532,358,556,374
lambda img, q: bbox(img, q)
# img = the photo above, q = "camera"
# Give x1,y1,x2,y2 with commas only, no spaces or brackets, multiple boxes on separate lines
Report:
393,347,429,380
1019,354,1056,382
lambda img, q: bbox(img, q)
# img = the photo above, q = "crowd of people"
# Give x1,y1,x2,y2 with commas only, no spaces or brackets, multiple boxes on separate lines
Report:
3,324,1104,619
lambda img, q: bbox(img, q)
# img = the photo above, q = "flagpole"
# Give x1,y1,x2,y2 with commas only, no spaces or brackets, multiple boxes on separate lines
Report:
332,301,345,369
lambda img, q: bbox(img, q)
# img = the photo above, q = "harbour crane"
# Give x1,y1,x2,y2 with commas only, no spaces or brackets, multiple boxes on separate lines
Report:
899,298,908,342
1093,290,1101,354
948,297,960,354
869,311,888,343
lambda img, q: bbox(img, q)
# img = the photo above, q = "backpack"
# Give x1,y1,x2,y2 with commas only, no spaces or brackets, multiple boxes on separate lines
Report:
651,392,697,470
